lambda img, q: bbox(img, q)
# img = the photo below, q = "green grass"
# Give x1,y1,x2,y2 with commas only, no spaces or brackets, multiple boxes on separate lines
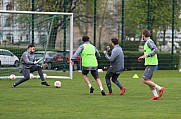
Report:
0,70,181,119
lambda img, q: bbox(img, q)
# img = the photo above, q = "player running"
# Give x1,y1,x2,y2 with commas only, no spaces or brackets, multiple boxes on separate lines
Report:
71,36,106,96
138,29,164,100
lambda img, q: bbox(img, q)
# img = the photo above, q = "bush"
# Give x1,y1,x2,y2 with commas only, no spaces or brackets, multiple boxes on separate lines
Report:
122,41,140,51
98,51,180,70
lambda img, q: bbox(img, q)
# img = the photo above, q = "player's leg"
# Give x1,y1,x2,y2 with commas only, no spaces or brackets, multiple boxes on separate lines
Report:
82,68,94,93
112,73,121,88
146,80,165,98
12,69,30,87
147,67,165,98
143,66,159,100
30,65,50,86
105,70,113,94
112,73,126,95
91,70,106,96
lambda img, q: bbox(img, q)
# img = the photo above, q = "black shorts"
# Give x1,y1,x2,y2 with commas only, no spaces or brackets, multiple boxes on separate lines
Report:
82,68,99,79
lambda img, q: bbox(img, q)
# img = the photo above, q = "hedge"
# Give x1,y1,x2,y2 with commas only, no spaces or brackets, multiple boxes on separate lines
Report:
1,47,180,70
98,51,180,70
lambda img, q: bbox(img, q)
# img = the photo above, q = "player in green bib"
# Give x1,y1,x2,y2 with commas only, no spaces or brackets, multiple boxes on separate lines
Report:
138,29,164,100
71,36,106,96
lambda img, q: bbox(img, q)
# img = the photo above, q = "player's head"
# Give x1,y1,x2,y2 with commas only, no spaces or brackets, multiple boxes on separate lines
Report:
82,36,90,42
28,44,35,53
142,29,150,40
111,38,119,46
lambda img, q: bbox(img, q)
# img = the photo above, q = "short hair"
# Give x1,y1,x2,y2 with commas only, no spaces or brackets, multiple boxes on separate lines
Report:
82,36,90,42
142,29,150,37
111,38,119,45
28,44,35,49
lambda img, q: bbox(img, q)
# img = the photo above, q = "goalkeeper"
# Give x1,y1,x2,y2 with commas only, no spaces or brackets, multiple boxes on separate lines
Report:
12,44,50,88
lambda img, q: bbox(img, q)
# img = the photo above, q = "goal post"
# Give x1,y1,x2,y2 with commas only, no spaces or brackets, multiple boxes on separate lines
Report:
0,10,73,80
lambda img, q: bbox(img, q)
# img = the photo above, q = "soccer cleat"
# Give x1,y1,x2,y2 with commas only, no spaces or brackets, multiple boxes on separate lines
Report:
150,96,160,100
106,92,113,95
90,87,94,93
120,87,126,95
159,87,164,98
101,90,106,96
41,81,50,86
11,84,16,88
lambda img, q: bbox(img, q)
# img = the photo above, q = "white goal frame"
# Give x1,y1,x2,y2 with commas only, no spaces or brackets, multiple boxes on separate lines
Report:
0,10,73,79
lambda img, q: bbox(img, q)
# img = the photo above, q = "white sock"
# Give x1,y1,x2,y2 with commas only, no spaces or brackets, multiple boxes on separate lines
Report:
152,89,159,97
155,84,162,90
88,84,92,88
100,87,103,91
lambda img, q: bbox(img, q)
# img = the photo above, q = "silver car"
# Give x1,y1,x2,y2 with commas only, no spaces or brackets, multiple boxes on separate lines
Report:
34,51,58,69
0,49,19,67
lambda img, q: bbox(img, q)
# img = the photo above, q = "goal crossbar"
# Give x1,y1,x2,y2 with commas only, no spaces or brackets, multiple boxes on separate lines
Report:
0,10,73,16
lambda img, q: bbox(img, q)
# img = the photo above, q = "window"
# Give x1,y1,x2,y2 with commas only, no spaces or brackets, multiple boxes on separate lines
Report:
0,51,3,55
3,51,13,56
5,17,11,27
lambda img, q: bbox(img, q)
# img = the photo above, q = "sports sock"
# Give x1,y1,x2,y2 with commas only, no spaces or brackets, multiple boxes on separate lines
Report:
88,84,92,88
152,89,159,97
155,84,162,90
100,86,103,91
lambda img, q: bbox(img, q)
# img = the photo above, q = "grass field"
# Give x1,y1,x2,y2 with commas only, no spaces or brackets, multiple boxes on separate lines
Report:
0,70,181,119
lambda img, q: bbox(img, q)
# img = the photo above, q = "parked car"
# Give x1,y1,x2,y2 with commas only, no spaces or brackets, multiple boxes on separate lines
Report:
56,51,81,71
34,50,81,71
34,51,58,70
0,49,19,67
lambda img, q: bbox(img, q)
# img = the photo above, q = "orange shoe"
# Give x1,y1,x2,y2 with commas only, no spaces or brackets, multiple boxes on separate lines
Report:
106,92,113,95
120,87,126,95
150,96,160,100
159,87,164,98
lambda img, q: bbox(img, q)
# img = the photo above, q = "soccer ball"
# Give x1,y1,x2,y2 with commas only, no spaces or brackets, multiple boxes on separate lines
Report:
10,74,16,80
30,73,34,79
54,81,61,88
179,69,181,73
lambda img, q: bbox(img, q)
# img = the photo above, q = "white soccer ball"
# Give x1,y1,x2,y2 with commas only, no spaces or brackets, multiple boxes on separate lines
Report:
179,69,181,73
54,81,61,88
30,73,34,79
10,74,16,80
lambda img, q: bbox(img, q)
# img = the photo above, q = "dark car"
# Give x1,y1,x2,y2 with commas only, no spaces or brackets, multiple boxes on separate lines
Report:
34,51,81,71
56,51,81,71
34,51,59,70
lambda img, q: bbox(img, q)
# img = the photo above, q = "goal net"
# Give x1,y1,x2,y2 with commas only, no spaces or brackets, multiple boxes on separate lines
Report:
0,10,73,80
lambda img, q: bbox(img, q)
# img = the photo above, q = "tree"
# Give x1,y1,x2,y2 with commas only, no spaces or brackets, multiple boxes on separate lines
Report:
73,0,113,50
15,0,80,48
124,0,181,44
73,0,94,36
96,0,109,50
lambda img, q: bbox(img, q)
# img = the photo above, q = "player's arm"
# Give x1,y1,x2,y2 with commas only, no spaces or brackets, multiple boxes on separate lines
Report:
71,45,83,65
103,46,111,56
105,48,117,62
21,52,34,64
95,47,101,59
146,40,158,57
138,40,158,62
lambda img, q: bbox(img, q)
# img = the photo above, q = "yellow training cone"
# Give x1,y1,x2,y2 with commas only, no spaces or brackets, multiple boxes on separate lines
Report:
132,74,139,79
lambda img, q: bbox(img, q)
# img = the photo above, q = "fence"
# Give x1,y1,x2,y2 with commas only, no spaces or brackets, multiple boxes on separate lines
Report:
0,0,180,73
